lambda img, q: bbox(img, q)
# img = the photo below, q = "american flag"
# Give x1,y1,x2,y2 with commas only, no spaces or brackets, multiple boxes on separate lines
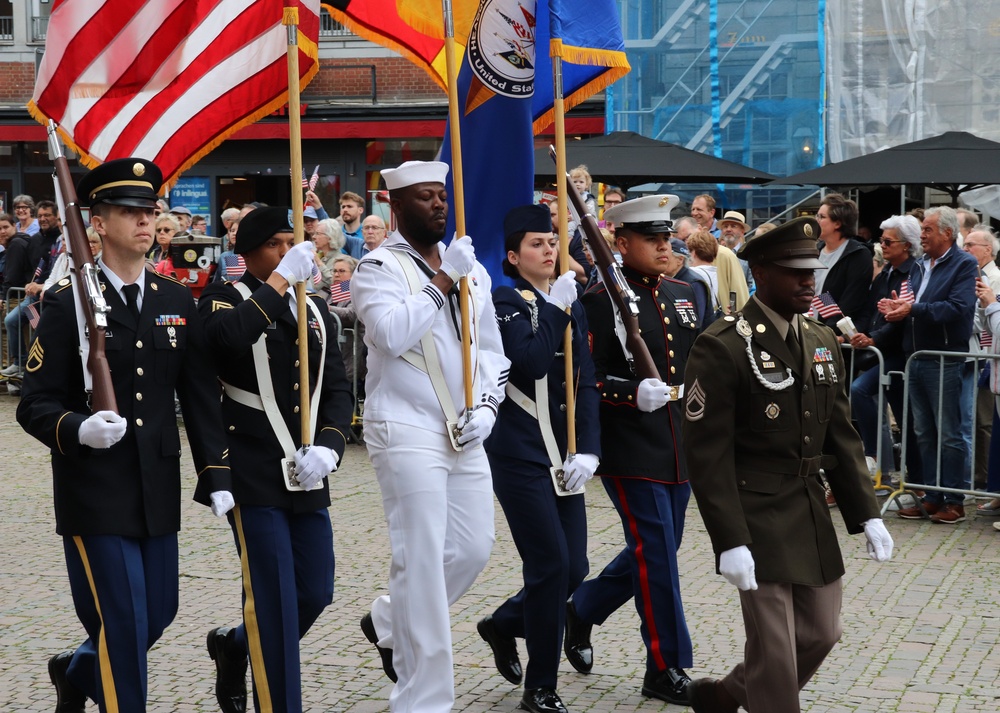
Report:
28,1,321,188
26,302,40,329
328,279,350,304
810,292,843,319
222,253,246,279
300,169,310,189
32,257,44,281
309,165,320,191
981,331,993,349
898,278,915,304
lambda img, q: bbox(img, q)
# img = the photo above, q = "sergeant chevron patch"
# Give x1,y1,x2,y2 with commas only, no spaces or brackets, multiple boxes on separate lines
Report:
25,339,44,373
686,378,706,421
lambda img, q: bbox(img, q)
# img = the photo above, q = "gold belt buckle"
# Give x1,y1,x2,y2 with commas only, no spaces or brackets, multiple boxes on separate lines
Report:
668,385,680,401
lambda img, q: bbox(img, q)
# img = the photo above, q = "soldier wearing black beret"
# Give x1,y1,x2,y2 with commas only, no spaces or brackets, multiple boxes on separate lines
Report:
198,206,353,713
682,217,894,713
17,158,231,712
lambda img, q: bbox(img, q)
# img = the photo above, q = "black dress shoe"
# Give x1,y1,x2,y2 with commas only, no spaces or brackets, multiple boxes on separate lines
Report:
48,652,87,713
361,612,397,683
519,687,569,713
207,627,248,713
563,599,593,674
688,677,740,713
641,667,692,705
477,615,522,684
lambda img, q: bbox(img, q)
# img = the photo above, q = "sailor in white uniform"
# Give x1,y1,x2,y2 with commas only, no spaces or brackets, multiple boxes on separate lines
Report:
352,160,510,713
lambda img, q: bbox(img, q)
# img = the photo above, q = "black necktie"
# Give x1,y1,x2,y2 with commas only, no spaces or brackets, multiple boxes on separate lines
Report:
122,283,140,323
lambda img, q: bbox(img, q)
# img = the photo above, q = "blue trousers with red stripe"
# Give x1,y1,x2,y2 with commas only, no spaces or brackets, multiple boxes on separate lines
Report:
227,505,334,713
572,476,693,672
62,533,179,713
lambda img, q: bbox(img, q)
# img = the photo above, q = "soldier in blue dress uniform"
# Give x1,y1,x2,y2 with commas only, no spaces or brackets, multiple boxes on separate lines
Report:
197,207,353,713
563,195,702,706
17,158,231,713
476,205,601,713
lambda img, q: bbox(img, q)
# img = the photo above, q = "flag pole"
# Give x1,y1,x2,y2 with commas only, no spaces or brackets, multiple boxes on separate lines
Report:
551,42,577,459
284,4,311,445
442,0,474,416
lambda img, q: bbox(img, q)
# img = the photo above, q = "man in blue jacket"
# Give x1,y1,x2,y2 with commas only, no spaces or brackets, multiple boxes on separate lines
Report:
882,206,978,523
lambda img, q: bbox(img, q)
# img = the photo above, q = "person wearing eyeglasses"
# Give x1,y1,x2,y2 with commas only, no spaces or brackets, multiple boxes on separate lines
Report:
962,226,1000,493
148,213,181,278
847,215,924,489
11,194,39,236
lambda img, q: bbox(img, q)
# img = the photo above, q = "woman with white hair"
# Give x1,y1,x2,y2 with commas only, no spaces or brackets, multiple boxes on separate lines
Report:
312,218,346,298
847,214,924,485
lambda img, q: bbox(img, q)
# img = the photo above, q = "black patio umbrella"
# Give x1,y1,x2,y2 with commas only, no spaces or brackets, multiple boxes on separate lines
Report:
769,131,1000,205
534,131,776,189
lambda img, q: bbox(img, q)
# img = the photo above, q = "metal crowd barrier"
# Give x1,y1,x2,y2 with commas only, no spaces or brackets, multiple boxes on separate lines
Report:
2,286,30,385
842,344,895,493
889,349,999,516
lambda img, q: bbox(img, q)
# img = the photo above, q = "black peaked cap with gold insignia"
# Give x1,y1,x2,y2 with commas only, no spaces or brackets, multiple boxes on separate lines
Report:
738,216,825,269
77,158,163,209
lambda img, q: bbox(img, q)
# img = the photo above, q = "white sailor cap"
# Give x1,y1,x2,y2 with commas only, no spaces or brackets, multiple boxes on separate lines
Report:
604,194,679,235
381,160,450,191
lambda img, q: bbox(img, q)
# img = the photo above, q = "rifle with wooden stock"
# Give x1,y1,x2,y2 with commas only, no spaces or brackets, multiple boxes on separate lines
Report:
549,145,658,380
47,121,117,413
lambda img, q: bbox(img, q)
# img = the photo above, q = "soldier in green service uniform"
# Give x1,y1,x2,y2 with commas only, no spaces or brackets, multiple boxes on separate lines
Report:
680,217,894,713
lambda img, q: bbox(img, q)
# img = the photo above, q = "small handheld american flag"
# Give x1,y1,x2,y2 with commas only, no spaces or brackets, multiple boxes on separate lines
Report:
328,279,351,304
222,253,246,279
309,165,320,191
810,292,843,319
26,302,41,329
898,278,915,304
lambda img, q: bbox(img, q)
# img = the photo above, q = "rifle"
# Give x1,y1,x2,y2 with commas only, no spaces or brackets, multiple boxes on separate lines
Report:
47,122,117,413
549,146,658,380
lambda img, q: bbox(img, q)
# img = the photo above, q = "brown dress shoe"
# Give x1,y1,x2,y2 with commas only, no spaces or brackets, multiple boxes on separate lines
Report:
929,503,966,524
688,678,740,713
897,501,940,520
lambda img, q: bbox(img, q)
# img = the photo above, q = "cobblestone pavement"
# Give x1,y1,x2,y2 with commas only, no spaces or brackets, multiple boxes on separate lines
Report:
1,395,999,711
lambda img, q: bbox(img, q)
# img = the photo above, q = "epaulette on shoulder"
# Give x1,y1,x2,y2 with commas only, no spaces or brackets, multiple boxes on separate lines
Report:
151,271,186,287
705,313,740,335
582,281,607,297
802,313,828,328
661,275,688,286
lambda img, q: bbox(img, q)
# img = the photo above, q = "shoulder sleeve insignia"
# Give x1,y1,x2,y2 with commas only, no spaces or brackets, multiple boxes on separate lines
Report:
685,377,706,421
519,289,536,302
211,300,234,312
25,338,44,373
57,278,71,287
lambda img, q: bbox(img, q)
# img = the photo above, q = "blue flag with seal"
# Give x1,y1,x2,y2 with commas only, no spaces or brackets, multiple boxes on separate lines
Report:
441,0,629,284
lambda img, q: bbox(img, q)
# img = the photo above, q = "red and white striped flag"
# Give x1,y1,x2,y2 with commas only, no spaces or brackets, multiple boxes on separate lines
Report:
26,302,41,330
309,165,320,191
898,278,915,304
28,0,321,188
222,253,246,279
328,279,350,304
301,169,310,189
810,292,843,319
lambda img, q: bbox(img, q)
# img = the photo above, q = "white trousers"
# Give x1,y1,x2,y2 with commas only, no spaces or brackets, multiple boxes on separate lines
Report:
365,420,496,713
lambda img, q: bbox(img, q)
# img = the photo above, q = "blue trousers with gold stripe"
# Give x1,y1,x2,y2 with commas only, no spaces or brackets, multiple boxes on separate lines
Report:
572,477,693,672
228,505,334,713
62,533,179,713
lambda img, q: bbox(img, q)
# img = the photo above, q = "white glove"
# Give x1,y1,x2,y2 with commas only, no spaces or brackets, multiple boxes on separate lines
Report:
210,491,235,518
548,271,579,310
719,545,758,591
863,518,894,562
636,378,671,412
562,453,599,492
78,410,128,449
274,241,317,286
440,235,475,282
456,407,496,449
293,445,340,491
